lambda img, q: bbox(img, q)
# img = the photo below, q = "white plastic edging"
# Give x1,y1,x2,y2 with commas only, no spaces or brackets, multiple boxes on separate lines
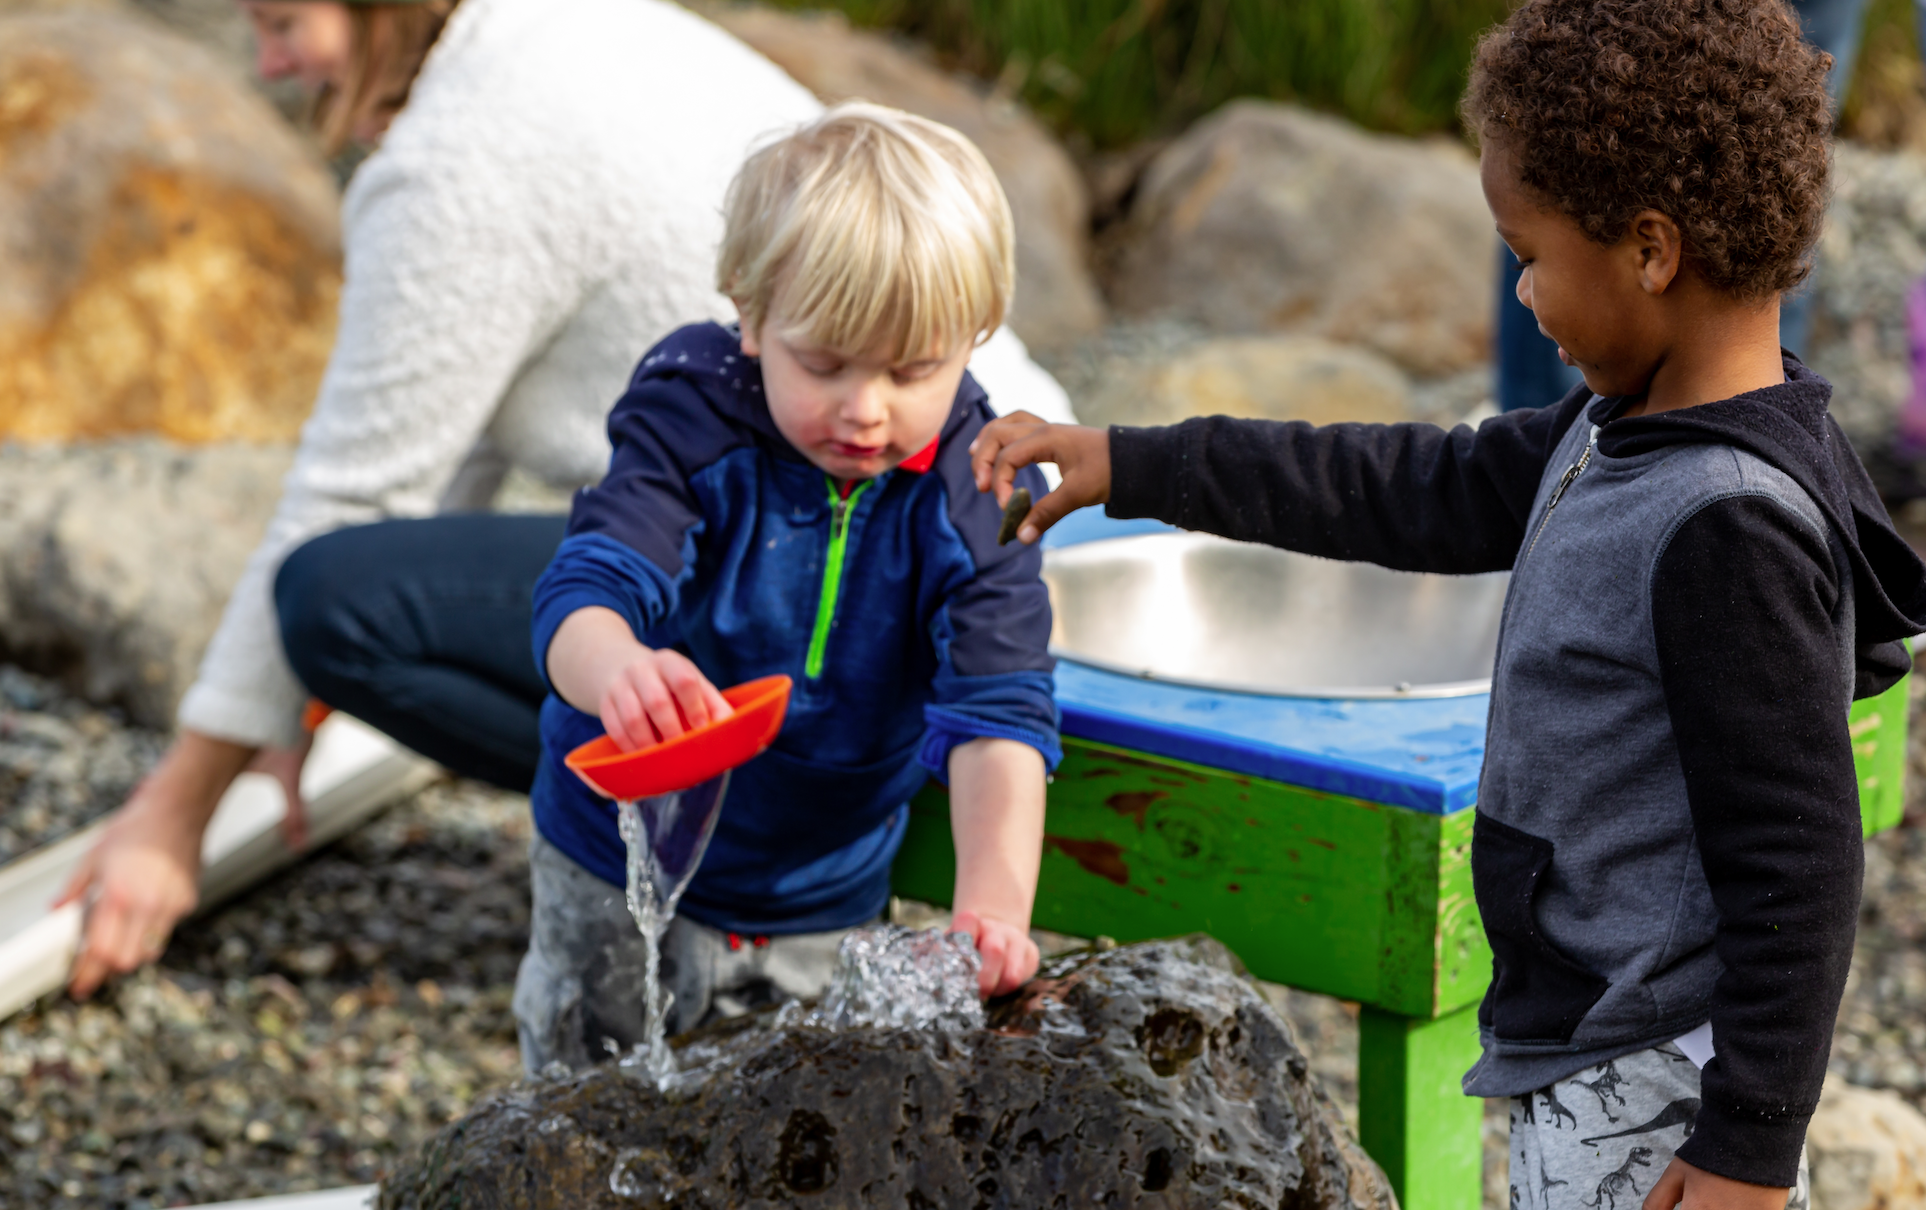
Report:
188,1185,378,1210
0,714,438,1023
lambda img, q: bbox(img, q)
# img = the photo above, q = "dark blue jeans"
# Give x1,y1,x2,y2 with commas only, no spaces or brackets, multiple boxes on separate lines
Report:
1493,0,1872,411
275,514,566,791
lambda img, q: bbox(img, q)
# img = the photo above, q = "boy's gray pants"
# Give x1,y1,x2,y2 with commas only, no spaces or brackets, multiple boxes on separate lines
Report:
512,831,857,1075
1510,1043,1809,1210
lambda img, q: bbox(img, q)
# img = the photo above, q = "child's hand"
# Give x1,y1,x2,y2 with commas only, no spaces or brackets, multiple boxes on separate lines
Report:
547,607,733,753
968,411,1111,544
953,908,1040,997
599,646,733,752
1642,1157,1789,1210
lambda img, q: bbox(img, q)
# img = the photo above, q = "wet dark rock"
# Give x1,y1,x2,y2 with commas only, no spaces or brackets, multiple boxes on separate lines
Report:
378,936,1395,1210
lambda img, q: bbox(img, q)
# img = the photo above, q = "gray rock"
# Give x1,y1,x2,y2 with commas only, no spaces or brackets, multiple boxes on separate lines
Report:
0,440,293,727
378,935,1397,1210
693,2,1106,354
1807,1078,1926,1210
0,8,340,443
1104,100,1494,378
1805,143,1926,483
1075,333,1418,429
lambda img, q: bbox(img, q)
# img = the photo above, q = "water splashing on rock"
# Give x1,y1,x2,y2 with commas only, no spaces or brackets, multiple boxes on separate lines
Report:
613,775,730,1089
810,924,986,1032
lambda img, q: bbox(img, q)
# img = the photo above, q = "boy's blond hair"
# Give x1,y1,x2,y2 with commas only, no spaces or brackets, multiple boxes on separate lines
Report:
718,102,1015,362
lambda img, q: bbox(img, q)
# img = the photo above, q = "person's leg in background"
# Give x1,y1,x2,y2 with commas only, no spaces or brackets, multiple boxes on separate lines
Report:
274,513,567,792
1781,0,1874,358
1492,0,1871,405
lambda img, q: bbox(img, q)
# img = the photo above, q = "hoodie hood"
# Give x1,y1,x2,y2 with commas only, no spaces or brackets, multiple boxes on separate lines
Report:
1595,355,1926,691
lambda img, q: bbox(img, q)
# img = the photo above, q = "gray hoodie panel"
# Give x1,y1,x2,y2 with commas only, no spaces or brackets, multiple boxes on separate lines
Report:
1463,401,1853,1097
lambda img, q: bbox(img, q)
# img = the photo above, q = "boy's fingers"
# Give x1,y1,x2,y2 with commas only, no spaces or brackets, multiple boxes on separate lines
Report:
701,680,734,723
604,683,648,752
969,412,1044,492
663,665,713,731
1013,485,1081,545
975,930,1009,997
635,675,687,743
1641,1159,1687,1210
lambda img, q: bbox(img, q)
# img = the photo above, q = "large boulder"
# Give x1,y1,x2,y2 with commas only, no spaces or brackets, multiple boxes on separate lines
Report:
377,936,1396,1210
1104,101,1494,378
0,441,291,727
1805,143,1926,487
1807,1078,1926,1210
1068,332,1418,429
692,2,1106,354
0,9,340,442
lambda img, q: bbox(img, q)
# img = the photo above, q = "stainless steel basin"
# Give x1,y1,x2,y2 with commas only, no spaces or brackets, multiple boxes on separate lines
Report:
1042,533,1508,699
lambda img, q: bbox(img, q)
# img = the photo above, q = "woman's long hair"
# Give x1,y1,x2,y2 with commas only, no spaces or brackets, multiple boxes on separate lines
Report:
315,1,461,154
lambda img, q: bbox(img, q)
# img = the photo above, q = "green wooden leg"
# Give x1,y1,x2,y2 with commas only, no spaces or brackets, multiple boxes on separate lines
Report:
1358,1003,1484,1210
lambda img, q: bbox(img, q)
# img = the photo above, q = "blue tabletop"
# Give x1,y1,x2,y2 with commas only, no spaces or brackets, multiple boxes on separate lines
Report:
1044,510,1487,816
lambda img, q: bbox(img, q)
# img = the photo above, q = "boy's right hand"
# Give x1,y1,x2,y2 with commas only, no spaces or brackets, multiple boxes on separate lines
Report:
599,646,733,752
969,412,1110,545
547,607,732,752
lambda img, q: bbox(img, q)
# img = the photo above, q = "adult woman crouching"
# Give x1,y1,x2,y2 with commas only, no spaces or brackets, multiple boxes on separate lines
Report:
58,0,1076,997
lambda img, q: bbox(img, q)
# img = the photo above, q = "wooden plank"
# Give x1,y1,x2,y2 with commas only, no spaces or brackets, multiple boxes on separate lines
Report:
1358,1004,1484,1210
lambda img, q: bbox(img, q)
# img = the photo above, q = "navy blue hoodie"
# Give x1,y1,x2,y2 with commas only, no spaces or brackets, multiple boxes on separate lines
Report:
529,322,1059,935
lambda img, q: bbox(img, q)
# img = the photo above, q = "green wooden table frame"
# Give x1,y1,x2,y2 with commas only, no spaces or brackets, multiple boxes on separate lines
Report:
891,671,1909,1210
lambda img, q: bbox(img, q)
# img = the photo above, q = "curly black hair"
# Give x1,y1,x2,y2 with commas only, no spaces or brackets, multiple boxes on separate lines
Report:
1463,0,1833,300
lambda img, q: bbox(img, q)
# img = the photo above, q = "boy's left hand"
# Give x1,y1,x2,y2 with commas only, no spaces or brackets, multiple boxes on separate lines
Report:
1642,1157,1790,1210
953,908,1039,997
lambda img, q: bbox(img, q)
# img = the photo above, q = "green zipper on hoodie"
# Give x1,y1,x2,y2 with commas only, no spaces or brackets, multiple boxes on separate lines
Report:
806,476,872,679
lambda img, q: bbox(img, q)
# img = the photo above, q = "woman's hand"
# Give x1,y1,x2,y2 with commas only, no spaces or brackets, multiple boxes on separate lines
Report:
54,731,253,999
248,732,316,851
547,606,732,752
968,411,1112,545
1642,1157,1790,1210
953,908,1040,998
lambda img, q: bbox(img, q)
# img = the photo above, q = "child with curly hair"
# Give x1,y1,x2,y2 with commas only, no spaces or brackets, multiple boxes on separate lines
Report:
969,1,1926,1206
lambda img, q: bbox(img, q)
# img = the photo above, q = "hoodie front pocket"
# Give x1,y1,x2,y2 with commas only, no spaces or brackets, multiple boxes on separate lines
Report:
1472,811,1609,1044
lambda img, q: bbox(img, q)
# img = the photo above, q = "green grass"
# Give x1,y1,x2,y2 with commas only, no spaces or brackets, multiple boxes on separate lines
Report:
762,0,1518,147
765,0,1926,150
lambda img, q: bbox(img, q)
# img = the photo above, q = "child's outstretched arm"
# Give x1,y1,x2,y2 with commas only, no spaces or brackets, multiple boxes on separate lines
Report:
547,605,732,752
947,736,1045,997
972,395,1593,573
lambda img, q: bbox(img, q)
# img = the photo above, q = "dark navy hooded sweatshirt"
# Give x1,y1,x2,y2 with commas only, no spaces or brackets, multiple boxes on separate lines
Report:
529,322,1058,936
1106,357,1926,1188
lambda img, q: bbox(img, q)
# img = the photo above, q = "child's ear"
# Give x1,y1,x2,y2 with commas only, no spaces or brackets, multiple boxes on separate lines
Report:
1630,210,1683,296
732,300,761,357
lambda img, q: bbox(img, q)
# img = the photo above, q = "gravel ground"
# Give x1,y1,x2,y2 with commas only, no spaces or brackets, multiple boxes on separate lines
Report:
0,667,167,866
1,662,1924,1206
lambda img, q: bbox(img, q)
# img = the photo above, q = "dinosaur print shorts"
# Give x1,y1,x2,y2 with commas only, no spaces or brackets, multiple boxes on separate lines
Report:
1509,1042,1810,1210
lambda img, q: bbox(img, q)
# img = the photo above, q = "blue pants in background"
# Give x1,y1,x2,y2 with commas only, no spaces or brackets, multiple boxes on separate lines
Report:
1493,0,1877,411
275,513,566,791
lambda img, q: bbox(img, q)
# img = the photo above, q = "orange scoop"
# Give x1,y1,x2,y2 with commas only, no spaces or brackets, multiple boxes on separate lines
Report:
565,675,792,799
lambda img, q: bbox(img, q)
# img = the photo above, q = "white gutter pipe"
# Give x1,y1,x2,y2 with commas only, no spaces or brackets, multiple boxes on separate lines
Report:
0,714,437,1023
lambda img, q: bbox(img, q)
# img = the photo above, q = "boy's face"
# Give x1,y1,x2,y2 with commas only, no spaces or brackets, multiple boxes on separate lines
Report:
740,308,974,481
1480,145,1679,400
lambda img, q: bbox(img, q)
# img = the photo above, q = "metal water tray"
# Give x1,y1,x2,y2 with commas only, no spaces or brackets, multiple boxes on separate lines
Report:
1041,532,1508,699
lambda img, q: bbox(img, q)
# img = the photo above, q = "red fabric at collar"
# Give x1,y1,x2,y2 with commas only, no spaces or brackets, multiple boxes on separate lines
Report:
898,437,940,474
838,437,940,497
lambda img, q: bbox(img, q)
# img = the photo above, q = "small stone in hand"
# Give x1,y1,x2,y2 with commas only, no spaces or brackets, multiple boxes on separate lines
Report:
997,488,1032,546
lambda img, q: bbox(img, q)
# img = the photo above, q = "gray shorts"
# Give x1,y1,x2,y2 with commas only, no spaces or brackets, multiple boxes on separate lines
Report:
1509,1043,1809,1210
511,830,861,1075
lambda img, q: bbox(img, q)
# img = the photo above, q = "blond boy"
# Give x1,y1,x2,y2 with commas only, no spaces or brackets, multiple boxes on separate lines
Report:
514,104,1056,1071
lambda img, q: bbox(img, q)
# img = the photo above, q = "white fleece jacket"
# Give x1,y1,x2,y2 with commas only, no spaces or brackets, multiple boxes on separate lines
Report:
180,0,1076,749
